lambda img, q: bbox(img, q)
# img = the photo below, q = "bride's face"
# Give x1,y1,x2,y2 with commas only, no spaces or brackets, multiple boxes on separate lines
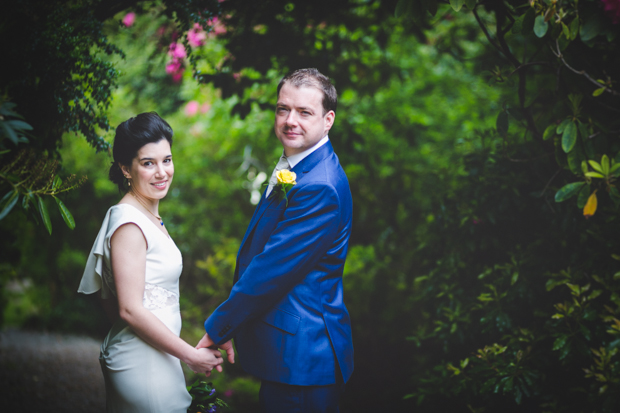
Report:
122,139,174,201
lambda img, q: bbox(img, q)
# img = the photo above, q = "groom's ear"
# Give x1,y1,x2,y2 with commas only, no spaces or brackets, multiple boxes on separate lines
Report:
324,110,335,132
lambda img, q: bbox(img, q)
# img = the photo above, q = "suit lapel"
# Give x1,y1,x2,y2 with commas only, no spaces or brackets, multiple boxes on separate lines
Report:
236,141,335,264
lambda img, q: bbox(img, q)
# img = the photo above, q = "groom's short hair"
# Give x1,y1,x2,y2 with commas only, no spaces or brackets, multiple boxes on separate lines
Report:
277,68,337,115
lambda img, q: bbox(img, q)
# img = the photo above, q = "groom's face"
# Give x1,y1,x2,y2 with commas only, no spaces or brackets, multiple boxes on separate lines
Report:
274,83,335,157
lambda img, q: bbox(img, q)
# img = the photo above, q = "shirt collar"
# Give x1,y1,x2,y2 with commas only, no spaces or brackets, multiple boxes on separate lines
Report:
285,136,329,168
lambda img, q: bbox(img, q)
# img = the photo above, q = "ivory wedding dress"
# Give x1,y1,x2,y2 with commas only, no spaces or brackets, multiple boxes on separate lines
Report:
78,204,192,412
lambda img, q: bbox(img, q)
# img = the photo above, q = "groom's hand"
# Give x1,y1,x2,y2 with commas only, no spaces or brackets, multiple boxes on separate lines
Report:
196,333,235,365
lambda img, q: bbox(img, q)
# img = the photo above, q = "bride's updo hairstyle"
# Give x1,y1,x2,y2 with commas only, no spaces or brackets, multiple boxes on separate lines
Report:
108,112,174,192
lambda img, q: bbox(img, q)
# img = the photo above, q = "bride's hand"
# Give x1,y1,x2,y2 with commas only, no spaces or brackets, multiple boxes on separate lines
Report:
185,347,224,376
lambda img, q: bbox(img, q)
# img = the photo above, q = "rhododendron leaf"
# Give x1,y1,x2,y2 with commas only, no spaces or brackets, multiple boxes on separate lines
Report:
577,185,590,209
568,147,585,175
580,14,603,42
512,13,524,35
543,124,556,141
584,172,604,179
583,191,598,219
450,0,465,12
588,160,604,174
561,122,577,153
534,15,548,38
562,22,570,39
556,118,570,134
569,17,579,40
601,155,610,175
555,182,585,202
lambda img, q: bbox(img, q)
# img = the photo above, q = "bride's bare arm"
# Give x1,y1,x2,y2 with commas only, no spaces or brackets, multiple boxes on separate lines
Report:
110,223,224,375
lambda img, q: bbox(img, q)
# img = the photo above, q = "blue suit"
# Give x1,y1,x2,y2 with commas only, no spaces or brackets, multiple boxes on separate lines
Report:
204,141,354,387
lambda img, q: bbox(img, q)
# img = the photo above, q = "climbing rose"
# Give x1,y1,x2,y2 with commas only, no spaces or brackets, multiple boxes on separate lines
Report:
122,12,136,27
168,42,186,59
602,0,620,24
187,23,207,47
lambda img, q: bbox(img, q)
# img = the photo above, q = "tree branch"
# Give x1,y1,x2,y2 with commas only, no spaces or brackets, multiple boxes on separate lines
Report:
551,40,619,97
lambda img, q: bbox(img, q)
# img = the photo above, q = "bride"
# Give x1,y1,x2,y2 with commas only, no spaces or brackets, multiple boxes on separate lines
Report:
78,112,232,412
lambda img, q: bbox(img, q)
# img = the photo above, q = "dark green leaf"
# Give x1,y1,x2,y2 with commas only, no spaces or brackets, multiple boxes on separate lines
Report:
552,335,568,351
37,196,52,235
543,124,556,141
450,0,465,12
464,0,476,10
567,145,584,175
54,197,75,230
0,121,19,144
580,14,603,42
562,121,577,153
556,118,570,134
512,13,524,35
569,17,579,40
577,120,590,140
555,182,585,202
522,9,536,34
395,0,411,18
561,22,570,39
0,190,19,220
577,185,590,208
534,15,548,38
5,119,33,131
496,111,508,135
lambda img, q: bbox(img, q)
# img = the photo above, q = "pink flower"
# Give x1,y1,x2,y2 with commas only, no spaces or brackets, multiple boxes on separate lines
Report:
171,69,184,83
168,42,186,59
602,0,620,24
208,17,227,35
223,389,233,398
165,60,182,75
185,101,200,117
200,102,211,113
122,12,136,27
187,23,207,47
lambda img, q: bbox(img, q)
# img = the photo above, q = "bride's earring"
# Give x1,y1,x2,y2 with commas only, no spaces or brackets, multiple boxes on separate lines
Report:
124,175,131,187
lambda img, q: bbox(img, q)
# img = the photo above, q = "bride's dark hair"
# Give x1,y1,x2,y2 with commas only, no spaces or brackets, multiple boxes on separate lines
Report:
108,112,174,192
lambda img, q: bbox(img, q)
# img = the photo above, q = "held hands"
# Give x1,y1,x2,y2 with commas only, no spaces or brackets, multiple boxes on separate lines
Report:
185,347,224,377
196,333,235,365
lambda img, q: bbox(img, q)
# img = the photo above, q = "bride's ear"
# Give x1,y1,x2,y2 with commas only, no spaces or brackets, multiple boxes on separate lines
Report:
120,164,131,179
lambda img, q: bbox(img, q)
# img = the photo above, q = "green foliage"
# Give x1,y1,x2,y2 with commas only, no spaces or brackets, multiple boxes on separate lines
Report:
187,380,228,413
3,1,620,412
0,141,86,234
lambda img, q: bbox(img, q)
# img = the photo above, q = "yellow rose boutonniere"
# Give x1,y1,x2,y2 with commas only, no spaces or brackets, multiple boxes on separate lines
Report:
271,169,296,205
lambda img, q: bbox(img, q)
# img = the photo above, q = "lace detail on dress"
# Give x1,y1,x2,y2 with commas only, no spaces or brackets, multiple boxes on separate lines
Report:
143,283,179,310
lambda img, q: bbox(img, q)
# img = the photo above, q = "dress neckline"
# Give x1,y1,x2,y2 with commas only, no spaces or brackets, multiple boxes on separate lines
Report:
114,203,172,240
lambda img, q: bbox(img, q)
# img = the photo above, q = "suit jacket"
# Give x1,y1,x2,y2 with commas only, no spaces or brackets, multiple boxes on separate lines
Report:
204,140,354,386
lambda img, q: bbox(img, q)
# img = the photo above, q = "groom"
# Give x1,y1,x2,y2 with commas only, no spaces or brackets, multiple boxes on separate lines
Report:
197,68,354,412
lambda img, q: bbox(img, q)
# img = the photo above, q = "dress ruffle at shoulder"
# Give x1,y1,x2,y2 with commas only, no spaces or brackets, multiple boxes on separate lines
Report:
77,204,148,299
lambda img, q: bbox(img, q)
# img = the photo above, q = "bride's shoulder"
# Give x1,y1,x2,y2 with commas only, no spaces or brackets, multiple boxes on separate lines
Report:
107,203,147,227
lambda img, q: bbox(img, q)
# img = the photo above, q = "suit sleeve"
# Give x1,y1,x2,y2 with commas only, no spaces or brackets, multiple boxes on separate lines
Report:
204,181,341,344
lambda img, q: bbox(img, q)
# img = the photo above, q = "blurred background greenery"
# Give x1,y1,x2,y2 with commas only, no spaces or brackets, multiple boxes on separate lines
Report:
2,0,620,411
